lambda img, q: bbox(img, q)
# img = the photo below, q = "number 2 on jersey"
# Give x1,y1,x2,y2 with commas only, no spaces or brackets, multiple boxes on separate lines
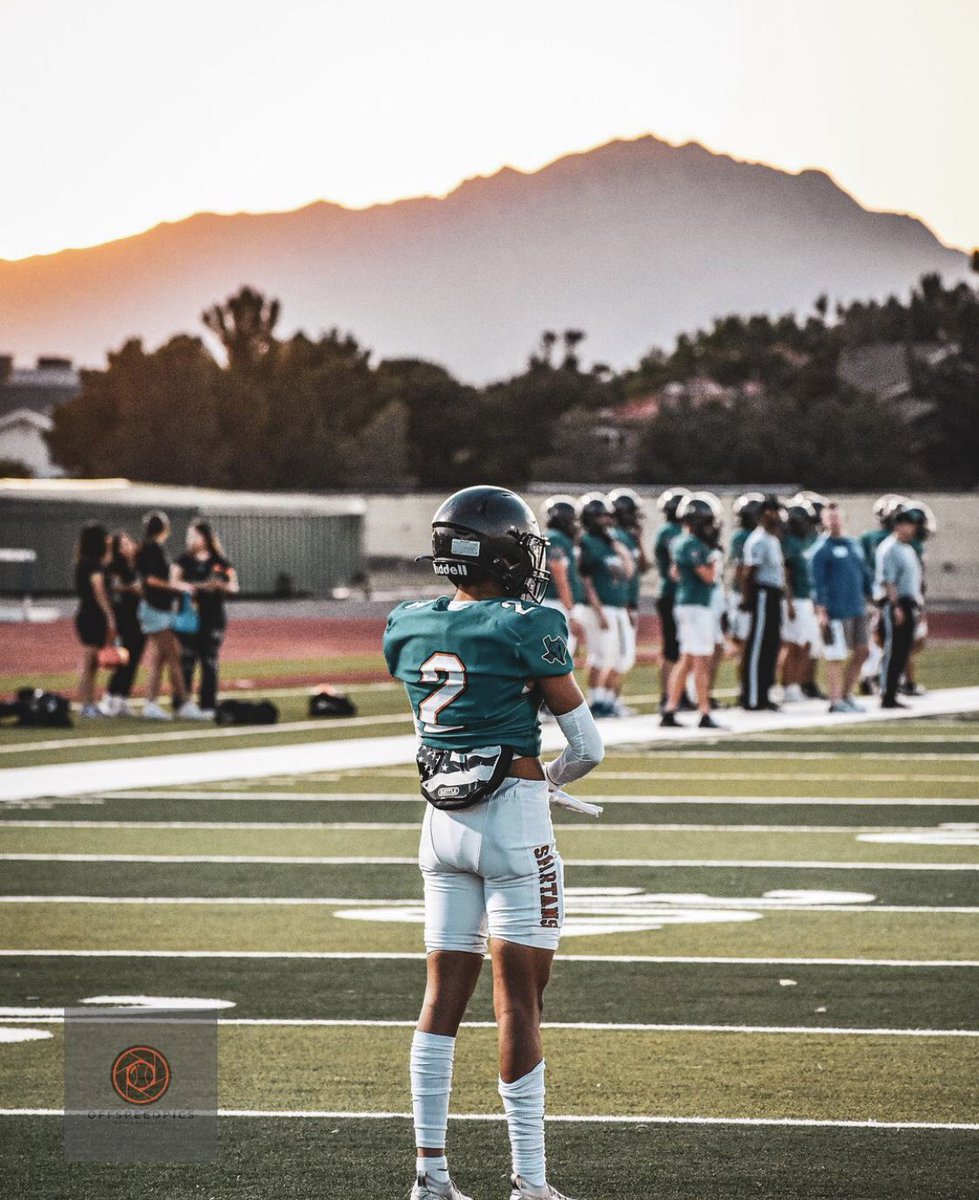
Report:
418,652,467,731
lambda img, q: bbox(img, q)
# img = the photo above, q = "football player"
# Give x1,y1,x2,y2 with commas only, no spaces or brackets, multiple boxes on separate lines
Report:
384,486,604,1200
539,495,586,655
608,487,650,716
779,498,820,702
653,487,690,710
660,492,725,729
876,505,927,708
576,493,636,717
728,492,764,669
858,494,906,694
739,495,788,711
901,501,937,696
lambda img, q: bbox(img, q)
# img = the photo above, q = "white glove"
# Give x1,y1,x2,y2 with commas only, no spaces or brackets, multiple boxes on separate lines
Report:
548,787,603,818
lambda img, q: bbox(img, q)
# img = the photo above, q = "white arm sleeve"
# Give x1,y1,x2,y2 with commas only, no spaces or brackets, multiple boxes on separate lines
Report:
544,700,605,788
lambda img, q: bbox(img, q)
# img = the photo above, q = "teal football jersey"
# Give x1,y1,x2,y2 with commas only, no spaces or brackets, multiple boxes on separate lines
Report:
782,533,813,599
544,528,586,605
383,597,573,757
615,527,642,606
729,527,750,565
654,521,681,600
579,532,632,608
859,527,887,572
671,531,713,606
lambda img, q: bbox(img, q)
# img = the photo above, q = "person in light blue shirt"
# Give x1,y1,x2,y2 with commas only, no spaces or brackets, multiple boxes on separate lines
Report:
809,503,872,713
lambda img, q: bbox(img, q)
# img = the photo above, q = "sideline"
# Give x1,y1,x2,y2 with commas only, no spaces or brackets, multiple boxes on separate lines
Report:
2,686,978,803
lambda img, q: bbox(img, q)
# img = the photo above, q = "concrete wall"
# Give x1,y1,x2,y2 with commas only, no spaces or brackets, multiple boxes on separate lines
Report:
364,490,979,604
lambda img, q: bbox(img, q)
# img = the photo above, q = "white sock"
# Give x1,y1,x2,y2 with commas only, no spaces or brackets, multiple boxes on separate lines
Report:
416,1154,450,1185
587,687,599,705
499,1060,546,1188
410,1031,456,1158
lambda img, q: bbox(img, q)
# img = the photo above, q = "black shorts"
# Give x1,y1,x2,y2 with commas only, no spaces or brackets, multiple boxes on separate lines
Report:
656,594,679,663
75,609,108,649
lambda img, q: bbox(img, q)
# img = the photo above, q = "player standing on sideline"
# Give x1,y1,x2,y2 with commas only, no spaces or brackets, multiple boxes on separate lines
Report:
609,488,650,716
539,496,586,655
653,488,690,711
577,493,636,718
859,495,905,695
877,507,926,709
739,495,787,711
384,486,604,1200
810,503,872,713
660,492,725,729
788,492,829,700
779,498,821,703
704,510,729,710
728,492,764,655
902,501,937,696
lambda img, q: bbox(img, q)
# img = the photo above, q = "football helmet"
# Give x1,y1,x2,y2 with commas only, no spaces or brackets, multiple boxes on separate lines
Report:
677,491,723,541
898,502,937,539
733,491,766,530
577,492,615,534
873,493,904,526
657,487,690,522
608,487,644,529
423,486,550,603
541,494,579,538
793,490,829,521
785,498,818,538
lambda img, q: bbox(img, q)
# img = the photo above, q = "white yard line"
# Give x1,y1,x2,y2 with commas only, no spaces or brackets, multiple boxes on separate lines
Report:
1,1108,974,1131
3,852,976,870
94,791,979,807
2,949,975,966
2,895,977,913
3,687,977,803
0,713,411,755
1,1012,974,1037
0,819,952,833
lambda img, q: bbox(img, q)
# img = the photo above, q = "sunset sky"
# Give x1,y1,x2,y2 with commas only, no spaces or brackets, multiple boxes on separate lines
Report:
1,0,975,261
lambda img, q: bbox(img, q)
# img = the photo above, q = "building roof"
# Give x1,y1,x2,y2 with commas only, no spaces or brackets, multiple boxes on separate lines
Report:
0,408,54,432
0,477,366,516
838,341,953,403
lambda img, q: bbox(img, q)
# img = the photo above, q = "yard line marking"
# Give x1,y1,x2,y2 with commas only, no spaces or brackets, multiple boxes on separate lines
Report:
2,949,976,967
2,1013,975,1037
558,773,979,784
3,895,978,914
0,713,413,755
4,686,978,802
2,1109,975,1131
1,820,954,834
4,853,977,870
95,791,979,807
609,751,979,762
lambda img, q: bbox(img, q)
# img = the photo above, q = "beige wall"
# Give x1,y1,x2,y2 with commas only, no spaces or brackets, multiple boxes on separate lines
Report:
364,490,979,604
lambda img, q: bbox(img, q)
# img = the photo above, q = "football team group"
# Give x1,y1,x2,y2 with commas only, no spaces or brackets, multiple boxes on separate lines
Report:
536,487,937,728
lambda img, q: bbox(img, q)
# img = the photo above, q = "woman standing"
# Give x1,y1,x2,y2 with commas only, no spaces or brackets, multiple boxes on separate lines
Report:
74,522,116,718
175,520,239,718
135,511,205,721
98,531,146,717
384,486,604,1200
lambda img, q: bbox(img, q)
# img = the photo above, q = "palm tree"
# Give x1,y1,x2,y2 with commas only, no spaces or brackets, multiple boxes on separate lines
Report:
202,286,281,371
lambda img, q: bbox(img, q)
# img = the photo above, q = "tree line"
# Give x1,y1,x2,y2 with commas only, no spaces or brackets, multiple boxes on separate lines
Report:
47,266,979,490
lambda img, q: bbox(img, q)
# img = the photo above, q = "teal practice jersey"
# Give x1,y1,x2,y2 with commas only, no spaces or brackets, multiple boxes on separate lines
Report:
580,531,633,608
544,528,586,605
671,531,713,606
729,527,750,566
654,521,681,600
383,596,573,757
615,527,642,606
782,533,813,600
859,527,887,572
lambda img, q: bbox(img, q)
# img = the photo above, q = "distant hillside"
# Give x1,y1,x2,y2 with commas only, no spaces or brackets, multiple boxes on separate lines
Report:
0,136,968,381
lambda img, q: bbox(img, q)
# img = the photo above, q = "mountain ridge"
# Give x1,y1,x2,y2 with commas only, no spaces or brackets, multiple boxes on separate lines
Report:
0,135,966,381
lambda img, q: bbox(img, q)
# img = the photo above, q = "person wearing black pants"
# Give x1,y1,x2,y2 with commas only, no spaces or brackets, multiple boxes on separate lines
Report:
99,531,147,717
175,520,238,718
739,495,787,711
877,510,924,709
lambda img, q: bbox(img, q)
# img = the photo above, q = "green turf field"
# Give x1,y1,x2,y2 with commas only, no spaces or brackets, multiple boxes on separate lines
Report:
1,649,978,1197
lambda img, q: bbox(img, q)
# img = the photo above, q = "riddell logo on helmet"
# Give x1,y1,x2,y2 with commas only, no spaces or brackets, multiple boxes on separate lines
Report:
434,562,464,576
534,844,560,927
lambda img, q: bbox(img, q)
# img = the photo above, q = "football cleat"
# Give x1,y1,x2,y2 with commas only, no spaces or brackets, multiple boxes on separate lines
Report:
509,1174,581,1200
411,1171,474,1200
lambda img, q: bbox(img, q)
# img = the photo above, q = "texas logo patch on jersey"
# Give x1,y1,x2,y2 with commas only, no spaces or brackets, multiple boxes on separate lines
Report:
541,634,569,665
